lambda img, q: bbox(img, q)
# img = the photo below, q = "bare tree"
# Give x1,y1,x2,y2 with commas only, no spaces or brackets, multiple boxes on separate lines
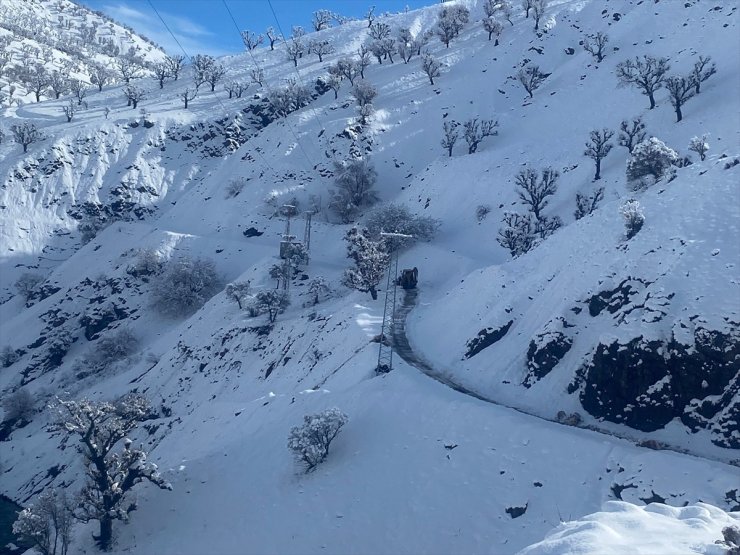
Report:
47,70,70,99
22,64,50,102
365,5,376,27
309,39,335,62
286,38,305,67
691,55,716,94
522,0,533,18
312,9,333,31
485,0,514,25
224,81,248,99
12,489,73,555
115,55,142,83
165,55,185,81
688,134,709,161
483,17,504,44
497,212,536,257
436,5,469,48
152,62,169,89
618,117,646,153
377,37,396,63
441,120,459,157
265,27,279,50
69,79,88,105
123,84,145,109
422,53,442,85
665,75,695,122
180,87,197,109
326,74,342,99
574,187,605,220
240,30,264,51
532,0,547,30
52,395,171,551
368,21,391,41
517,65,548,98
616,55,670,109
515,167,559,220
191,54,214,90
62,99,77,122
206,62,226,92
89,63,112,91
335,58,360,85
583,32,608,62
463,118,498,154
357,44,372,78
584,128,614,180
250,68,265,87
11,121,43,153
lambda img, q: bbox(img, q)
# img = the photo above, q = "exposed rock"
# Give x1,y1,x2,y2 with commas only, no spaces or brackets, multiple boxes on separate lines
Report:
523,329,573,387
464,320,513,359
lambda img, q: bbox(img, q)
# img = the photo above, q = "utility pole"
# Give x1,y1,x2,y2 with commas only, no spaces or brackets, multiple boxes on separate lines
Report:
376,232,413,374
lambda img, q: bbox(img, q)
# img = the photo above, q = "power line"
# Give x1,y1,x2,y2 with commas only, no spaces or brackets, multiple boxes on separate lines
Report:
146,0,279,177
221,0,321,171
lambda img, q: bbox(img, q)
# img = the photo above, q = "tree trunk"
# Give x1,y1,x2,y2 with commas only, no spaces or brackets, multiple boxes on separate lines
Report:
370,287,378,300
594,158,601,180
648,91,656,109
495,38,499,46
675,105,682,122
97,516,113,551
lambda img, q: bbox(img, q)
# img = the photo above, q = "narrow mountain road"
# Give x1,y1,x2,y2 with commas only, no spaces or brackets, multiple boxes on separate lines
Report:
391,289,736,468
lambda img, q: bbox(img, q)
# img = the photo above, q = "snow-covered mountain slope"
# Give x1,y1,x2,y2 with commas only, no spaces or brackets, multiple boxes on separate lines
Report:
519,501,740,555
0,0,738,553
0,0,166,105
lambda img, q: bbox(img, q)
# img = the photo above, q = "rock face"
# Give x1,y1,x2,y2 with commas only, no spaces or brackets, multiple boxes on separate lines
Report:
464,320,513,359
579,327,740,447
523,327,573,387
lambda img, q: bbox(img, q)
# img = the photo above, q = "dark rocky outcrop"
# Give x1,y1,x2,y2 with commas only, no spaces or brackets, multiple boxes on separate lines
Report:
464,320,513,359
579,326,740,446
523,331,573,387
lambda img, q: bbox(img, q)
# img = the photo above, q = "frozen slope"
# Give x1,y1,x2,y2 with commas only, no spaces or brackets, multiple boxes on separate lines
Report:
0,0,739,553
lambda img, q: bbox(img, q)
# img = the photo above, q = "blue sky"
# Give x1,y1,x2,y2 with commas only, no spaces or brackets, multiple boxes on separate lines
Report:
79,0,433,56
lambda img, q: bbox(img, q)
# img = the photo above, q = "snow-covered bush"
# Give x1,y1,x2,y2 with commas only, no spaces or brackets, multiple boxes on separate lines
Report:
225,176,248,198
225,281,251,310
618,117,647,153
364,203,440,250
151,256,221,317
52,394,171,551
76,328,140,378
307,276,331,305
497,212,536,257
2,388,35,424
287,408,348,471
517,65,548,98
476,204,491,222
1,345,21,368
626,137,678,187
620,200,645,239
574,187,605,220
688,135,709,161
342,227,389,300
422,53,442,85
329,158,379,223
129,248,163,278
13,489,73,555
14,272,44,300
351,80,377,124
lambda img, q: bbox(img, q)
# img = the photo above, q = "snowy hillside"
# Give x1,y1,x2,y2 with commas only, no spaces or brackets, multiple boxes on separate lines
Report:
0,0,738,553
0,0,166,105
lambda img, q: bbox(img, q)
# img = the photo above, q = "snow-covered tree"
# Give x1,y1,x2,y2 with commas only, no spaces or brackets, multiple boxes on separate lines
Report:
616,55,670,109
240,30,264,51
483,17,504,44
252,290,290,323
341,227,388,300
307,276,331,305
522,0,533,18
165,55,185,81
517,65,548,98
364,203,440,250
368,21,391,41
688,134,709,161
584,128,614,180
463,118,499,154
224,81,248,99
352,79,377,124
574,187,605,220
11,121,43,153
329,158,379,223
308,39,335,63
286,38,305,67
250,68,265,87
151,61,169,89
312,9,333,31
47,70,70,99
484,0,513,25
114,55,142,84
665,74,695,122
123,84,145,109
335,58,360,85
626,137,678,184
265,27,279,50
191,54,214,90
12,489,73,555
515,167,559,220
151,256,221,317
436,5,469,47
2,388,34,424
62,100,77,122
180,87,197,109
89,63,112,91
130,248,163,278
326,73,342,99
287,408,348,471
21,64,50,102
205,61,226,92
497,212,536,257
69,79,88,105
441,120,459,156
532,0,548,30
224,114,245,151
691,55,716,94
268,79,311,118
583,32,608,62
225,281,251,309
618,117,647,153
397,27,415,63
421,53,442,85
52,394,171,551
15,272,44,299
357,45,372,78
225,176,248,198
620,199,644,239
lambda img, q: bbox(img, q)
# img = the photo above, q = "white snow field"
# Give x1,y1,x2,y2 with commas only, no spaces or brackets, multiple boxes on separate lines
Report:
0,0,738,553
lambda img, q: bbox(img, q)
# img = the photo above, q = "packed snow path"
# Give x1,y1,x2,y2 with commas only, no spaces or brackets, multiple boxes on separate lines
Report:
392,289,737,467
